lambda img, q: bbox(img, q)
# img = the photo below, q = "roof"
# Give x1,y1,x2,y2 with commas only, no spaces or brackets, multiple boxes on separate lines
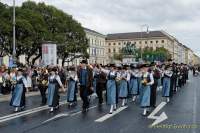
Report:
84,28,105,37
106,31,170,40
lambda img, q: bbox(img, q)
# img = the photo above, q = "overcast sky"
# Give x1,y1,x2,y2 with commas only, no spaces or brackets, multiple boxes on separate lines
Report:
1,0,200,56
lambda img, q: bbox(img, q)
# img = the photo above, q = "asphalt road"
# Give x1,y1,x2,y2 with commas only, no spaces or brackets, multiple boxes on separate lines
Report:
0,72,199,133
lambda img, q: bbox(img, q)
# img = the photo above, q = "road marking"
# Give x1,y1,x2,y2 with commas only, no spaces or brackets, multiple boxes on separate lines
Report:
148,102,168,126
0,97,82,122
0,101,68,123
42,113,69,124
42,104,102,124
95,106,128,122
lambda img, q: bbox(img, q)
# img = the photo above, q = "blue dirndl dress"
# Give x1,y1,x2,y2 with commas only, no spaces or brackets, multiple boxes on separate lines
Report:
106,73,117,105
67,78,77,103
162,75,171,97
129,75,139,96
47,77,60,107
10,77,26,107
119,79,128,99
140,74,151,108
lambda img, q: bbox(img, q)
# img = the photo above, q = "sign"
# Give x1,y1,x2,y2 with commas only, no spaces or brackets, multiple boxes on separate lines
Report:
42,43,57,66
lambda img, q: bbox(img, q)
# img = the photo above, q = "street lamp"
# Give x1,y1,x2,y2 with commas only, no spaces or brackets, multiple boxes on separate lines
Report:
140,24,149,61
12,0,16,64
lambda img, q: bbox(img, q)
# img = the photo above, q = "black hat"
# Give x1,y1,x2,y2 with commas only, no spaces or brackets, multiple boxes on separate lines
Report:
69,66,75,71
140,64,150,68
81,59,88,64
123,64,129,69
109,63,115,67
130,64,136,69
17,68,23,72
168,59,173,62
51,67,58,72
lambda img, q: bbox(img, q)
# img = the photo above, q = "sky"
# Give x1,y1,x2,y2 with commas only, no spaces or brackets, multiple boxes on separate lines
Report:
1,0,200,56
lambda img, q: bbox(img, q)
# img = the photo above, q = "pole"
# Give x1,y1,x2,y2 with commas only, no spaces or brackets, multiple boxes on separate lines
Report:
13,0,16,61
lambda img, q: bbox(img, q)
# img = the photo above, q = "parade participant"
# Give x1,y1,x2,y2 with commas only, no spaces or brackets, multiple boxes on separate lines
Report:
47,67,65,112
77,60,93,112
150,63,160,108
101,64,118,114
129,64,139,102
95,64,107,105
67,66,78,107
10,69,28,112
162,65,173,103
26,67,32,92
140,64,154,116
38,68,48,105
118,65,130,106
0,67,4,96
138,65,144,102
2,68,11,94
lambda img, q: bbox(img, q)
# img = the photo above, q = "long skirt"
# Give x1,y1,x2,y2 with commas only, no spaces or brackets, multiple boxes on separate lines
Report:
67,80,77,102
129,78,139,96
10,84,25,107
106,79,117,105
26,76,32,88
118,80,128,98
47,83,59,107
140,85,151,108
162,77,171,97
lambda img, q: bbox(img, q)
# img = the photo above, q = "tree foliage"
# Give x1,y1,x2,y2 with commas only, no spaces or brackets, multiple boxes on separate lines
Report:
0,1,88,66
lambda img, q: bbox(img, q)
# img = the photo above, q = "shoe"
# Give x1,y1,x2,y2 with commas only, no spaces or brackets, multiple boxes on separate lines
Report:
50,107,54,112
109,111,113,114
14,107,19,112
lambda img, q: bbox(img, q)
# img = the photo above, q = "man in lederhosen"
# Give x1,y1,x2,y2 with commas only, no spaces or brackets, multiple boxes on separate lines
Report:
77,60,93,112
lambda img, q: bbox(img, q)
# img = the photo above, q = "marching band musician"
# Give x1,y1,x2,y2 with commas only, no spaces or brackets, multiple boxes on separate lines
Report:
77,60,93,112
140,64,154,116
129,65,139,102
67,66,78,107
10,69,28,112
162,65,173,103
47,67,65,112
118,65,130,107
100,64,118,114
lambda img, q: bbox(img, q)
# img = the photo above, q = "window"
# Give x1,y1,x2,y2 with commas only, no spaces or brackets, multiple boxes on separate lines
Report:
108,48,111,53
109,43,111,46
150,41,153,44
139,41,142,44
156,40,158,44
145,41,147,44
118,43,121,45
162,40,165,43
113,48,116,53
134,42,137,44
113,43,116,45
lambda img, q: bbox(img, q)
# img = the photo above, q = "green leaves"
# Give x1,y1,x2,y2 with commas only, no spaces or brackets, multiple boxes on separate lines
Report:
0,1,88,65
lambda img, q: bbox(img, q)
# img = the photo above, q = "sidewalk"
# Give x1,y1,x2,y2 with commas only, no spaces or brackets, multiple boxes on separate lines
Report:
0,91,40,102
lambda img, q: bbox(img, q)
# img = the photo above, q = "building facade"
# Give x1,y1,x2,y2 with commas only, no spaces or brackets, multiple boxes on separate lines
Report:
84,28,108,65
106,30,191,64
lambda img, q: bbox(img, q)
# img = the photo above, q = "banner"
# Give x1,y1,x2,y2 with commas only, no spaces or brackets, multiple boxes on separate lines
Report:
42,43,57,66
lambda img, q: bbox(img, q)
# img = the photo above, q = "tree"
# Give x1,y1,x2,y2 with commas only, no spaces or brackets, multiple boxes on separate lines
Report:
0,1,89,66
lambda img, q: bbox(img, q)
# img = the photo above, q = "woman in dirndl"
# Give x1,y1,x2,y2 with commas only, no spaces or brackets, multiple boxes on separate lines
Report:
162,65,173,103
140,64,154,116
101,64,118,114
129,65,139,102
67,66,78,107
118,65,129,106
48,67,65,112
10,69,28,112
